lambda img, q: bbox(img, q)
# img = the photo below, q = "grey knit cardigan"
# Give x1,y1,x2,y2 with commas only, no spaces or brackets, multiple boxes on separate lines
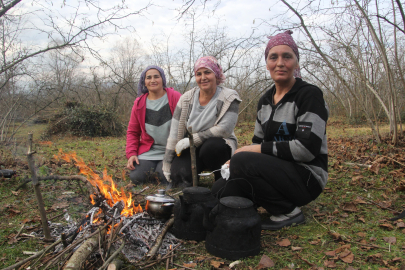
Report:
162,86,241,174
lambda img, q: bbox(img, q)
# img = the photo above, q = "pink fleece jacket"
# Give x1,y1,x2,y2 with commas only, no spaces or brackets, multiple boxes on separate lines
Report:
126,87,181,159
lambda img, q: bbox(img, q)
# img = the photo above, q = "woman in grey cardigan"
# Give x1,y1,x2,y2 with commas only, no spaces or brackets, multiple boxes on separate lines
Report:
162,56,241,187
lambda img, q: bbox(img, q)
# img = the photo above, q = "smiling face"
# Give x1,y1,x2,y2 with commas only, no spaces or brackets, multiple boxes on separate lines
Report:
144,69,164,93
266,45,299,84
195,68,217,92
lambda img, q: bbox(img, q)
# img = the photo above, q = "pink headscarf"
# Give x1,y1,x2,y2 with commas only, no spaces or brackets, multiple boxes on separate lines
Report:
194,56,226,85
265,30,301,78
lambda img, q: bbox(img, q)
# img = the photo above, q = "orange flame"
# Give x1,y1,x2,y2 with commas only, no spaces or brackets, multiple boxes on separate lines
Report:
54,149,143,217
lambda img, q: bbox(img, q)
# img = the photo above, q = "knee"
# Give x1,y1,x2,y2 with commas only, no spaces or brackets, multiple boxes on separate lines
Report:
200,138,231,158
130,169,148,185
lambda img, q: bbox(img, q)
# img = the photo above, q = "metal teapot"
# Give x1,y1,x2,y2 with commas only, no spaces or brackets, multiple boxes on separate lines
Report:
145,189,175,220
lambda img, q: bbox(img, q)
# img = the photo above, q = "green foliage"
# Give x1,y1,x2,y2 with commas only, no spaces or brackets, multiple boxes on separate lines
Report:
45,102,125,138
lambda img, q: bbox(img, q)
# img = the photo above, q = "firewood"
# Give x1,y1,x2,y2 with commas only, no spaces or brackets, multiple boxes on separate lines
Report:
146,217,174,259
63,228,106,270
107,259,123,270
98,241,125,270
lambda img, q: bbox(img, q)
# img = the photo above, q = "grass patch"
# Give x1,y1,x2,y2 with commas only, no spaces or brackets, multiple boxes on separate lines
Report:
0,119,404,269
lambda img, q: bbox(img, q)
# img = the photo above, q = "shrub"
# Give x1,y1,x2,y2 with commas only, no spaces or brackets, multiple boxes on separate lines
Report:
45,103,125,137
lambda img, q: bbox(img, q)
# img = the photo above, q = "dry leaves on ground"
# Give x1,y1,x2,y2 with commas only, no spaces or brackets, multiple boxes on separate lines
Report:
276,238,291,247
256,255,275,269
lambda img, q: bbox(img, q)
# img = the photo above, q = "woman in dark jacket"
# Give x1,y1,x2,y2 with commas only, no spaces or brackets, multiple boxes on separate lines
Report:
212,31,329,230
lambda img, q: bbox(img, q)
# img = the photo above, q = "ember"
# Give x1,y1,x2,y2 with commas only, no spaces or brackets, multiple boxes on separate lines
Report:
54,149,143,218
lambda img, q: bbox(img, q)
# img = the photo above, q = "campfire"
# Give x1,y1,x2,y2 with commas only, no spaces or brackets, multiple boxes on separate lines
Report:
28,149,182,269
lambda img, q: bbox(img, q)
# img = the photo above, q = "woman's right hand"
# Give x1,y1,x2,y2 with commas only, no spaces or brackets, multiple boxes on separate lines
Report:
127,155,139,170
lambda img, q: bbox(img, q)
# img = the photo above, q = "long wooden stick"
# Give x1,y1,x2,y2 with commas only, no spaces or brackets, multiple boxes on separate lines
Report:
27,133,52,241
186,127,198,187
16,175,89,190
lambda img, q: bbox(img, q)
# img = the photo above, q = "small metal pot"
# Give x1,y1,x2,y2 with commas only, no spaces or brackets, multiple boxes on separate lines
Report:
145,189,175,220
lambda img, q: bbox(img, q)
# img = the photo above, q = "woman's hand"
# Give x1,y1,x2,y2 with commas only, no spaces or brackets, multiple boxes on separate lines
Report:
224,144,261,166
127,155,139,170
234,144,261,155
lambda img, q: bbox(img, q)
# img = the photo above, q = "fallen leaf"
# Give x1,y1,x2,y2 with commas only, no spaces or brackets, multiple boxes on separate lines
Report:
342,202,358,212
210,260,223,268
346,266,358,270
354,197,367,204
352,175,364,181
356,232,366,237
340,251,354,263
335,244,351,254
369,162,380,174
276,238,291,247
309,240,321,245
330,232,341,240
379,223,394,230
396,222,405,228
324,260,337,268
51,202,69,210
291,246,303,251
357,217,366,223
257,255,275,269
382,237,396,244
11,190,20,196
325,251,336,256
184,262,197,268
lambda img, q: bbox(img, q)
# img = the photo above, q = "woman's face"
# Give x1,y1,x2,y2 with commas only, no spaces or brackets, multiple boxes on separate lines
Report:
266,45,299,84
145,69,164,93
195,68,217,92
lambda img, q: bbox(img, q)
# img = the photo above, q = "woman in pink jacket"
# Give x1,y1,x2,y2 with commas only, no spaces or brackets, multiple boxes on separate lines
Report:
126,66,181,185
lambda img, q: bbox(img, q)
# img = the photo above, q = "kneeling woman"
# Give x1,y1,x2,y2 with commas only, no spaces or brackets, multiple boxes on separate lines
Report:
126,66,181,185
212,31,329,230
162,56,241,187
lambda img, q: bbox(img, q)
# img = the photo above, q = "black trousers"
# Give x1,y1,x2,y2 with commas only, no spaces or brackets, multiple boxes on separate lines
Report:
171,137,232,187
211,152,322,215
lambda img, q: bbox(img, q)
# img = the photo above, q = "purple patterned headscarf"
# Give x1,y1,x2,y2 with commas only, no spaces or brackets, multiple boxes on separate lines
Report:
265,30,301,78
194,56,226,85
137,65,167,96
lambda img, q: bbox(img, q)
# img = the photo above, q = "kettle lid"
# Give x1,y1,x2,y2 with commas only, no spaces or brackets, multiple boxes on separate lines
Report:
220,196,253,209
145,189,175,203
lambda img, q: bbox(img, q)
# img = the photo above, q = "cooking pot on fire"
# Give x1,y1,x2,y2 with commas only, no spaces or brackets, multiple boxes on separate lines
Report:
145,189,175,220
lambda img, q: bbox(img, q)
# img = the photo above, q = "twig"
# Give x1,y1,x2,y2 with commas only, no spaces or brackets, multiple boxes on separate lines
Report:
15,223,25,238
98,240,125,270
186,127,198,187
344,162,371,168
342,239,389,251
382,155,405,167
173,263,195,270
146,217,175,258
356,195,396,212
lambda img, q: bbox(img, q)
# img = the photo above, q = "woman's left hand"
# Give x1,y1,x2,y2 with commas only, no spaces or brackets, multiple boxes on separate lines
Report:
224,144,261,166
234,144,261,155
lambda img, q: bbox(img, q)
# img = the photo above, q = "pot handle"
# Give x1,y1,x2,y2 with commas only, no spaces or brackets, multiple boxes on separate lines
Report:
203,201,218,231
178,195,190,221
